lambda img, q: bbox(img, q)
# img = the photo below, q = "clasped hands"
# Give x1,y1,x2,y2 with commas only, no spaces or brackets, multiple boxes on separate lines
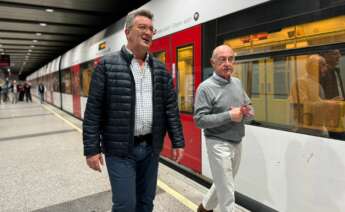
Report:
229,105,252,122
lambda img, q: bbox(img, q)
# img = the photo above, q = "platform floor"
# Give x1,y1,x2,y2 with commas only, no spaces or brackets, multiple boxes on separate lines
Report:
0,100,249,212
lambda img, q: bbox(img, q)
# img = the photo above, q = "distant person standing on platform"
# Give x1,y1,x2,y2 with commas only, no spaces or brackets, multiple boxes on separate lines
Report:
0,85,2,104
25,82,32,102
83,9,185,212
10,80,18,104
18,83,25,101
38,83,45,103
3,79,9,103
194,45,254,212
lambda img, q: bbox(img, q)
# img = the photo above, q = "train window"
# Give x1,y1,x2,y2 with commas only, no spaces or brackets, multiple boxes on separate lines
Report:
53,72,59,92
177,45,194,113
225,15,345,56
81,68,92,97
61,69,72,94
234,52,345,140
47,74,53,92
80,62,93,97
153,51,166,64
44,75,49,92
289,53,345,139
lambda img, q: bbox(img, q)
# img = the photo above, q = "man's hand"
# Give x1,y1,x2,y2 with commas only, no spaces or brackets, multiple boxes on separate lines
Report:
86,154,104,172
172,148,184,163
241,105,254,117
229,107,243,122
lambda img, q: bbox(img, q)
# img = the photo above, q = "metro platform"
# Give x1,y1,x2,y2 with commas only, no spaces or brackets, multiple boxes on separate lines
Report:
0,99,249,212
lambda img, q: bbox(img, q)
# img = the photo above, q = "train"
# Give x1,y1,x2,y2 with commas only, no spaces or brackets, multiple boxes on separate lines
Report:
27,0,345,211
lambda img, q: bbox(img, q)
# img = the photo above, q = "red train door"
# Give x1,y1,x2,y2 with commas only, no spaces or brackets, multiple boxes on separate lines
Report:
71,65,81,118
150,25,202,173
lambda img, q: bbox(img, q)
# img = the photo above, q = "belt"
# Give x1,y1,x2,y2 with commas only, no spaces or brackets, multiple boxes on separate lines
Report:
134,133,152,144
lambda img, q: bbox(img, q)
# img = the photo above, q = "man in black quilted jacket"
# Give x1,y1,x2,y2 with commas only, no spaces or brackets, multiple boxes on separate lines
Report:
83,9,185,212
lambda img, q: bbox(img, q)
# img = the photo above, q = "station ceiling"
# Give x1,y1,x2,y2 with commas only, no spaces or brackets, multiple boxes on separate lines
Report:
0,0,149,79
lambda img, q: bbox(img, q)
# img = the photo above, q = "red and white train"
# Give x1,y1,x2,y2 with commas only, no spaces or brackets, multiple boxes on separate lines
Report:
27,0,345,211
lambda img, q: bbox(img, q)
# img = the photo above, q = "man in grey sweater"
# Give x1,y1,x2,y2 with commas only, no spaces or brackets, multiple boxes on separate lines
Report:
194,45,254,212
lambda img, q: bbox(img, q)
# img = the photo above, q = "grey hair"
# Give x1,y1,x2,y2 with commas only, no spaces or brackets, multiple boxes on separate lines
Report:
125,9,154,30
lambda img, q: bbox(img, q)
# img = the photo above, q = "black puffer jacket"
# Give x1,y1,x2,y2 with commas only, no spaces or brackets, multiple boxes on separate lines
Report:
83,46,185,157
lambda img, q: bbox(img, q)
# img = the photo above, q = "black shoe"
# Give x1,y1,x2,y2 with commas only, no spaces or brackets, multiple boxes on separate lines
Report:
197,204,213,212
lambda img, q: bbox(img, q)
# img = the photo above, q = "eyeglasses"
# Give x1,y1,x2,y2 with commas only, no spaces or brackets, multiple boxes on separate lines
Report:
215,56,235,65
136,24,157,35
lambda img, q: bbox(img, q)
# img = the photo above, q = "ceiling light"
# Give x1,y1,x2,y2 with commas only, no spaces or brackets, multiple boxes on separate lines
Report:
39,23,47,27
27,53,31,55
30,45,35,48
33,40,38,43
0,44,2,47
36,32,42,36
1,52,4,55
28,49,32,52
45,8,54,13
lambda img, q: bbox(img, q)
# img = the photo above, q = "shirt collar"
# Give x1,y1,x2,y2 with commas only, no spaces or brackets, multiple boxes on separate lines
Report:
213,72,231,84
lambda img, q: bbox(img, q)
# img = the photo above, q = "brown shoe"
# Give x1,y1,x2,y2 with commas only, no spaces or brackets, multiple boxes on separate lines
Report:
197,204,213,212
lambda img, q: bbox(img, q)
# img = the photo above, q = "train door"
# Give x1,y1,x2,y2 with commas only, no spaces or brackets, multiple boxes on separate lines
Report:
71,64,81,118
266,57,291,125
151,36,173,159
245,59,267,122
150,25,202,172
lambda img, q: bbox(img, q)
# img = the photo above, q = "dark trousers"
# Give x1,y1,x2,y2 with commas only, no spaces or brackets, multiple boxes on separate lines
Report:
25,92,32,102
105,141,159,212
39,92,44,103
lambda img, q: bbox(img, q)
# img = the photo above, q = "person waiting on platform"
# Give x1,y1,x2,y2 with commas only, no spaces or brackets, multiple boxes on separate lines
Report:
194,45,254,212
10,80,18,104
2,79,9,103
0,85,2,104
83,9,185,212
24,82,32,103
18,83,25,101
38,83,45,103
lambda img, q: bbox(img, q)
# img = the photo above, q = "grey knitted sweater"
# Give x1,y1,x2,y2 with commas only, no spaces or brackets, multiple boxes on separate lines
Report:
194,73,253,143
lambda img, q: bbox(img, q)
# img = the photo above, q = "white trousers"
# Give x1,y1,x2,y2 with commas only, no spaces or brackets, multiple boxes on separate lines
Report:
202,137,242,212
